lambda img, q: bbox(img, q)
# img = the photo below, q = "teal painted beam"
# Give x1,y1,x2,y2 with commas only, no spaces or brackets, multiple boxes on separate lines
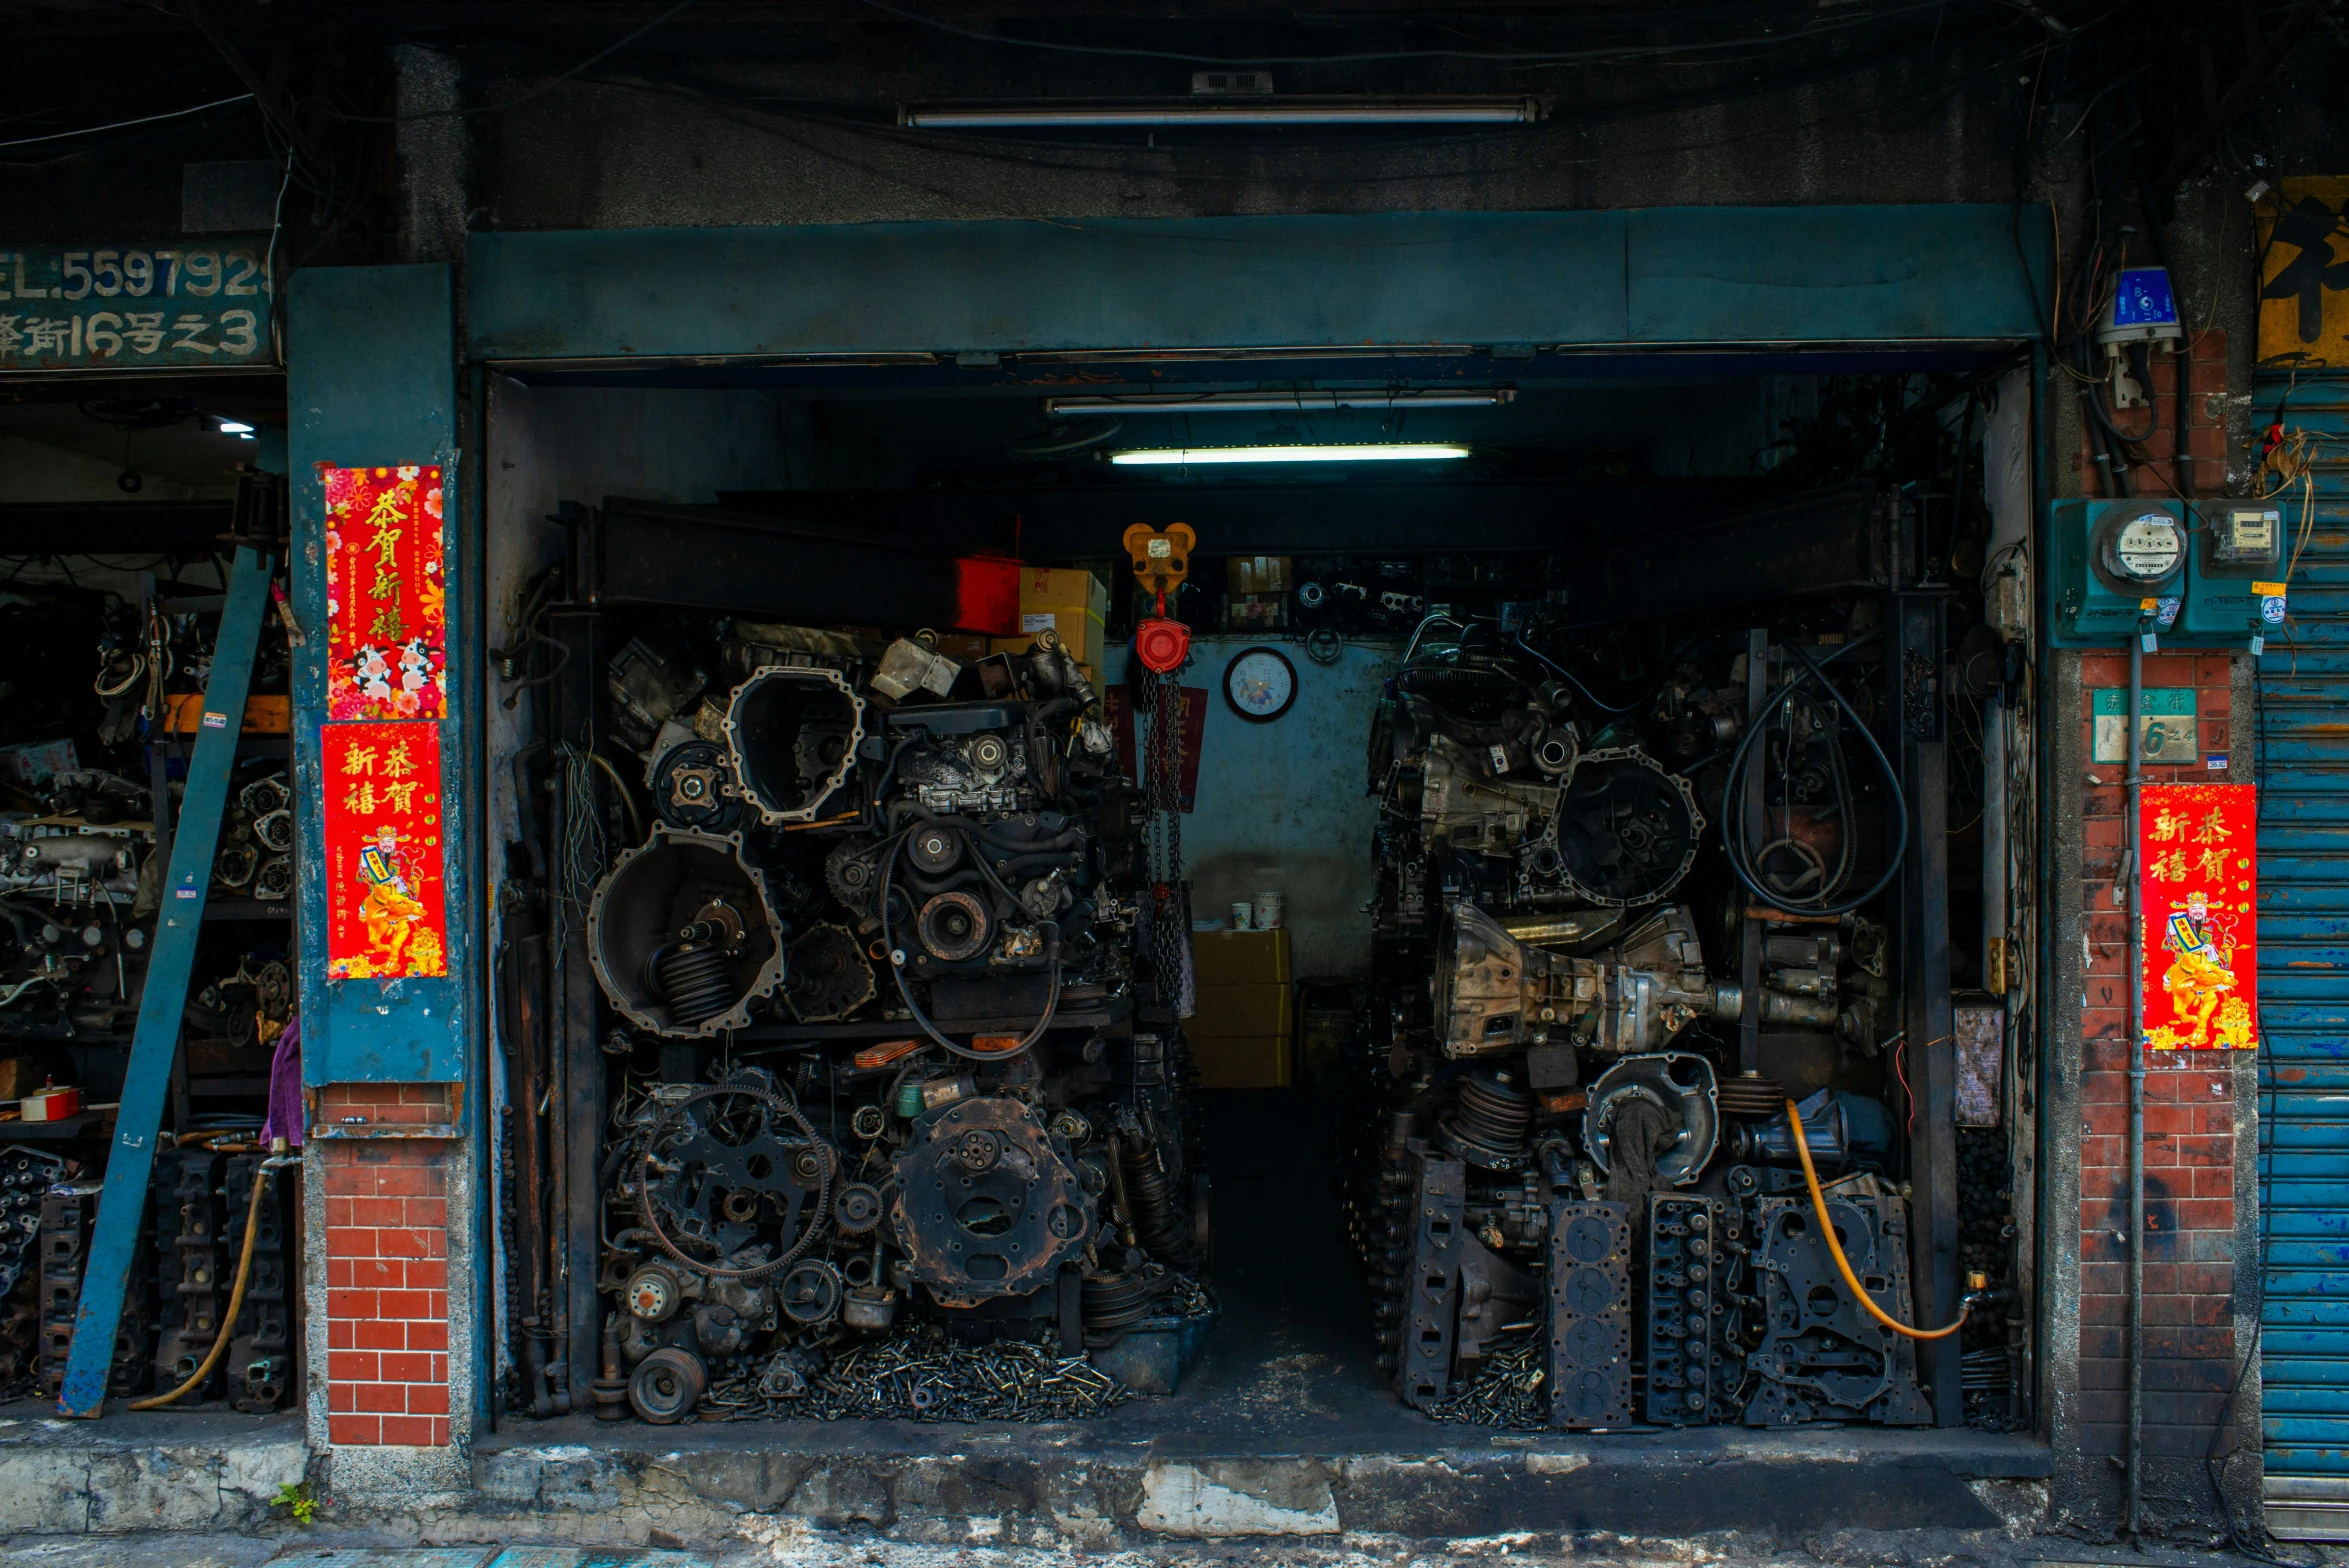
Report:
287,264,470,1084
468,205,2052,363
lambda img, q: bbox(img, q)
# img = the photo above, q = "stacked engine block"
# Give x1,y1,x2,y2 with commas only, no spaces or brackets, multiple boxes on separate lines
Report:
1351,625,1936,1431
579,627,1205,1424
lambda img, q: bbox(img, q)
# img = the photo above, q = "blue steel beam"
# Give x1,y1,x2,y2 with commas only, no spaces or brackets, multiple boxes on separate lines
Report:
58,544,274,1418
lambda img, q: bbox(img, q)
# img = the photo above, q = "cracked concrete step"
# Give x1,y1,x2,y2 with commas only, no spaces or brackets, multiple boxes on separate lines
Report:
263,1552,711,1567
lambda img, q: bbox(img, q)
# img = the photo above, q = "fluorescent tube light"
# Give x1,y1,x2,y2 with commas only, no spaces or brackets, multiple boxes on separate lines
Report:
1108,444,1471,466
216,419,255,436
1048,389,1514,416
903,99,1539,129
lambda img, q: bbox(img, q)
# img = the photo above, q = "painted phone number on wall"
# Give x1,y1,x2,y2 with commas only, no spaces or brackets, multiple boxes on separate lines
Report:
0,244,275,368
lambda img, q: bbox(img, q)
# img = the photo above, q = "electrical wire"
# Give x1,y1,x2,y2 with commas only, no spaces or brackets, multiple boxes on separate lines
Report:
1719,636,1910,917
329,0,701,123
0,92,252,151
442,13,2094,204
845,0,1970,68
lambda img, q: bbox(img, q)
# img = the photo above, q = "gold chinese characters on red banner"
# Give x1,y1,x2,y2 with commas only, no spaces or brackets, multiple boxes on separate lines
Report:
2139,782,2257,1050
323,720,448,980
322,464,446,720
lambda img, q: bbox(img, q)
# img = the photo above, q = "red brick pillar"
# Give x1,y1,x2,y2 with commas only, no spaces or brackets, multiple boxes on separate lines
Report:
317,1083,455,1448
2073,653,2241,1462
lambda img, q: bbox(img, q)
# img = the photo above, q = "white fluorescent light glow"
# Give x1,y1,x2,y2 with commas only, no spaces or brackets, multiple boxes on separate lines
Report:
216,419,255,436
1109,443,1471,466
903,99,1538,129
1048,389,1514,416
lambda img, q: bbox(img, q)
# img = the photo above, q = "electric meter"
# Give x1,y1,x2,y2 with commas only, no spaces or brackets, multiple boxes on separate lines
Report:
2095,508,2184,588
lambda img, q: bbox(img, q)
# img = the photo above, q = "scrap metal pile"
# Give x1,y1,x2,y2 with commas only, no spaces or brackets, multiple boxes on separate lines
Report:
1348,615,1938,1430
577,621,1208,1425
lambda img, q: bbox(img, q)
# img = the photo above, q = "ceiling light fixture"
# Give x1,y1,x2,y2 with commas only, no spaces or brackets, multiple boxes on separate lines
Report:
215,419,256,438
1048,389,1515,416
902,98,1539,129
1108,443,1471,466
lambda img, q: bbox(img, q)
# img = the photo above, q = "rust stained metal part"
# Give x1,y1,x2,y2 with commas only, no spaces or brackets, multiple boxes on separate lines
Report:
889,1096,1090,1308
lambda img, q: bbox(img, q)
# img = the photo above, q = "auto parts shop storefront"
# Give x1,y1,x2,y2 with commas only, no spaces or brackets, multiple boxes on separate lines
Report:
283,205,2098,1534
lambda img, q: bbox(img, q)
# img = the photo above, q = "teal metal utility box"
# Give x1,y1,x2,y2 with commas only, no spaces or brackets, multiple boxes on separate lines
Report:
2049,498,2288,648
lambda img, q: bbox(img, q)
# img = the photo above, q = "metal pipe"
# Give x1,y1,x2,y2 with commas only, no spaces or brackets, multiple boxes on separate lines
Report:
2125,619,2148,1536
1984,688,2008,994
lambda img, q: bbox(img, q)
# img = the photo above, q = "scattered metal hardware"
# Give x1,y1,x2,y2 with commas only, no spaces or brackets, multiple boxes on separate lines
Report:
711,1324,1129,1423
1426,1324,1547,1430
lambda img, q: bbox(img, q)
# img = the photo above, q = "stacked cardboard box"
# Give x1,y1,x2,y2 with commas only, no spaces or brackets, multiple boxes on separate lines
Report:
993,565,1108,678
1187,928,1293,1088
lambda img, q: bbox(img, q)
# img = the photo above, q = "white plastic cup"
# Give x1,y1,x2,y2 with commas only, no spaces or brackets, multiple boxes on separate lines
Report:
1229,901,1253,932
1253,891,1284,930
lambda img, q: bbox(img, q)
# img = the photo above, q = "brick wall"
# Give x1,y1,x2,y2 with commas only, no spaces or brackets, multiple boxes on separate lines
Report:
2070,332,2230,499
2074,652,2239,1459
318,1083,454,1447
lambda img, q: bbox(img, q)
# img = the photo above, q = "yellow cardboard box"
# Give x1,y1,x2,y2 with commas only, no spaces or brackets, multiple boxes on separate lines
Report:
1187,982,1293,1042
1018,566,1109,666
1189,1033,1294,1090
1192,928,1290,988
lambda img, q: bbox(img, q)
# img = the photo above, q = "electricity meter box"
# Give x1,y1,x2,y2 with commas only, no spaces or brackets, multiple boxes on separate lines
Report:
2048,499,2188,648
2178,502,2286,643
2049,499,2282,649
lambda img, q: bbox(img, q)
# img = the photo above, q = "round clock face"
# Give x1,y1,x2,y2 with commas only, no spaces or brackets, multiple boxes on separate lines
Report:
1223,646,1297,722
2113,512,2184,581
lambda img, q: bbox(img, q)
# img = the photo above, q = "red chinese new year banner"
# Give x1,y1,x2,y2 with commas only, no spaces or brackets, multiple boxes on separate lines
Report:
2140,782,2258,1050
323,721,449,980
322,464,447,720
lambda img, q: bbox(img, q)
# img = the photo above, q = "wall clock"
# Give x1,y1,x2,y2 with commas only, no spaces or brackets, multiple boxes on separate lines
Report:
1223,646,1298,723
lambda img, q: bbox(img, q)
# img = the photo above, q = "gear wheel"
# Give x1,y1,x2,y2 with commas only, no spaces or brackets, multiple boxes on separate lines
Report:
783,923,876,1022
637,1081,834,1281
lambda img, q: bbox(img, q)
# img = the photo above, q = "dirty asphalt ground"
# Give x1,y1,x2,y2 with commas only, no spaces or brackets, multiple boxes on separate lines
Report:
0,1528,2339,1568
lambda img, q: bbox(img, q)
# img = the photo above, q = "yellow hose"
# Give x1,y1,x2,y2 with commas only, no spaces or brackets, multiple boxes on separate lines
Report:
128,1166,275,1410
1785,1098,1966,1342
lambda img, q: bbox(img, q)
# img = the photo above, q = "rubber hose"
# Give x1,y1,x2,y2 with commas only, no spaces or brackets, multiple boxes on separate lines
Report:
1786,1096,1965,1341
129,1164,277,1409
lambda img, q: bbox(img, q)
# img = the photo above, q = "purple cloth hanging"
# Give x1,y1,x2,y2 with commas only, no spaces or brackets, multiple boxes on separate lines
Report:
260,1015,303,1147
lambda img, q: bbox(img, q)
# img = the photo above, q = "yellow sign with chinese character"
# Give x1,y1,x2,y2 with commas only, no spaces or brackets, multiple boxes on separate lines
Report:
2257,178,2349,369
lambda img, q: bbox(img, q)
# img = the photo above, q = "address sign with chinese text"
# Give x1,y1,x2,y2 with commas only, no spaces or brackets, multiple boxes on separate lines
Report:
0,239,274,369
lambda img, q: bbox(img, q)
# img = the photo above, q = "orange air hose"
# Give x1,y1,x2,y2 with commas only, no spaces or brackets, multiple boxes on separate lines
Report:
1785,1097,1967,1342
129,1164,276,1410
